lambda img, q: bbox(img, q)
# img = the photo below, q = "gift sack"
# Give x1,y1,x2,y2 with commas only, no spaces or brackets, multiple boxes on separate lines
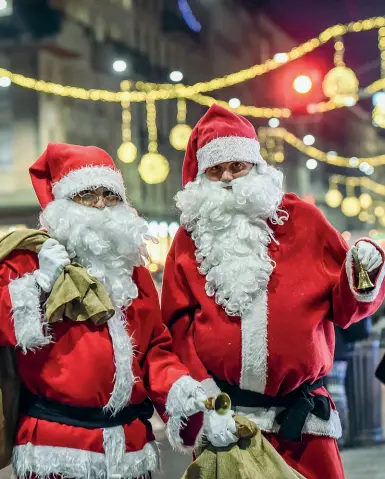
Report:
182,415,307,479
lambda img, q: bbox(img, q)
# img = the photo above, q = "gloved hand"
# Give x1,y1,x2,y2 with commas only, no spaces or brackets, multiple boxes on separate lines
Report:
355,241,383,272
203,409,238,448
183,389,208,417
34,239,71,292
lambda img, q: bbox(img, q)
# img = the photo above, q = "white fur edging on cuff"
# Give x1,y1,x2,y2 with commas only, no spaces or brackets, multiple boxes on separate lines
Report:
197,136,266,174
346,240,385,303
13,439,160,479
52,166,127,202
200,378,221,397
9,273,51,353
165,375,205,453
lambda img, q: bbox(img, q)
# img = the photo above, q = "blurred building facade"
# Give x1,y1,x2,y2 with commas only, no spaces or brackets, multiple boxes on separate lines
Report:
1,0,385,265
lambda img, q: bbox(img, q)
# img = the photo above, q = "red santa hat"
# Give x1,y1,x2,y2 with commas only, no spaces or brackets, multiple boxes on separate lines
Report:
182,104,266,186
29,143,126,208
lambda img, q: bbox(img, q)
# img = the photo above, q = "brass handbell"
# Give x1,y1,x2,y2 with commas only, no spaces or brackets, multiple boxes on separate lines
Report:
204,393,231,415
357,262,374,291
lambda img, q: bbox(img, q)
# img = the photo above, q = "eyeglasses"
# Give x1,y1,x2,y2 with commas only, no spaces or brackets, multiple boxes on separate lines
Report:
75,188,122,207
205,161,253,181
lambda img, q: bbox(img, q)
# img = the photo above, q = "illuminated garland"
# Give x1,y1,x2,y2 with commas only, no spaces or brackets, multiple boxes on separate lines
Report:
267,128,385,167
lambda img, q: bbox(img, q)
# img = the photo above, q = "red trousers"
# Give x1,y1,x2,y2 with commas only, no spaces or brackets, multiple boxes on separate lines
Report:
266,433,346,479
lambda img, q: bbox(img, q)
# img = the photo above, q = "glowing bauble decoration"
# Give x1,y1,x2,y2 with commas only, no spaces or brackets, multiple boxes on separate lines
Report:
138,153,170,184
117,142,137,164
169,124,192,151
372,105,385,129
325,189,343,208
375,206,385,217
341,196,360,217
359,211,369,222
359,193,373,209
322,66,359,106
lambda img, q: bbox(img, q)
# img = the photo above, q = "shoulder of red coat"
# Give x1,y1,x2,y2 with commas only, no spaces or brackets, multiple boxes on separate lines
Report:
173,226,196,251
282,193,328,223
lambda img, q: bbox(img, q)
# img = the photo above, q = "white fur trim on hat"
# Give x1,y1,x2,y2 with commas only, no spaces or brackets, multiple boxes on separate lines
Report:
197,136,265,174
52,166,127,201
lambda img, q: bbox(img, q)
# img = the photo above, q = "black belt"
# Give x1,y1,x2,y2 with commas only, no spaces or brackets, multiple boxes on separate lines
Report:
20,386,154,429
213,377,330,442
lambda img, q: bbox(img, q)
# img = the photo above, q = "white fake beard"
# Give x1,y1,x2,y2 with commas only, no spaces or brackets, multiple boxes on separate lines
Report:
175,165,287,317
40,200,149,309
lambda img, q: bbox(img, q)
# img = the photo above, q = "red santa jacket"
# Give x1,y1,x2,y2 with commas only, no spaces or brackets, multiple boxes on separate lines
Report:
161,194,385,445
0,249,199,478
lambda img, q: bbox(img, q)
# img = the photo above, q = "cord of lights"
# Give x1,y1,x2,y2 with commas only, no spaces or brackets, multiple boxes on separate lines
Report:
267,128,385,167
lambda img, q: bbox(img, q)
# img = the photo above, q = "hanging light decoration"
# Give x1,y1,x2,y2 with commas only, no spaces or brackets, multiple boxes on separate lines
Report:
325,177,343,208
373,27,385,128
323,38,359,106
170,98,192,151
341,181,360,217
341,196,361,217
117,80,137,164
325,188,343,208
359,193,373,209
138,99,170,184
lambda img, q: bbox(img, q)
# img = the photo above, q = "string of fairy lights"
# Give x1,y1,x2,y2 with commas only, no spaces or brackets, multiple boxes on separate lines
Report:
2,15,385,227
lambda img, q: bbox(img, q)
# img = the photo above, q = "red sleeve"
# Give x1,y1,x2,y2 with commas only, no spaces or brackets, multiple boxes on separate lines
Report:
161,229,213,384
0,250,41,348
137,266,191,405
136,266,205,452
161,230,218,450
322,220,385,328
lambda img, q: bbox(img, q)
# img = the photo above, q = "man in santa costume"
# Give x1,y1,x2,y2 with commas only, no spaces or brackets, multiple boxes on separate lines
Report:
0,143,210,478
161,104,385,479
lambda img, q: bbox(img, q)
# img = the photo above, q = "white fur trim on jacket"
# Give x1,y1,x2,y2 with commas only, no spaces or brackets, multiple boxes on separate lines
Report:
346,239,385,303
52,166,127,201
236,406,342,439
200,378,221,397
9,273,51,353
12,437,160,479
104,309,136,414
240,290,268,394
197,136,266,174
165,375,205,453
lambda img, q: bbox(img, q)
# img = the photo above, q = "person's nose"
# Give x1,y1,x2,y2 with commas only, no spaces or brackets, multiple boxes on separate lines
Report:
220,169,233,182
94,196,105,209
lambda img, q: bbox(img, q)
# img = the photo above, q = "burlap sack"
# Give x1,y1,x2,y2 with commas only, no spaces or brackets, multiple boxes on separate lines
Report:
182,415,307,479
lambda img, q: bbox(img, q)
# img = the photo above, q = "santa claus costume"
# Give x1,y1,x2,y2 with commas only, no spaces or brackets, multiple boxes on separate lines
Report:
161,105,385,479
0,143,207,478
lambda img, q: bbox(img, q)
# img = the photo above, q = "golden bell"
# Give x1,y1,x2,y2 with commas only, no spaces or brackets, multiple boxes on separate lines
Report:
204,393,232,416
357,263,374,291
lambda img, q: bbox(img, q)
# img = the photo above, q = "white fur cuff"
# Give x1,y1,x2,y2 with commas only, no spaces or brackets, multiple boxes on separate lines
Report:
165,375,205,453
9,273,51,353
200,378,221,397
346,239,385,303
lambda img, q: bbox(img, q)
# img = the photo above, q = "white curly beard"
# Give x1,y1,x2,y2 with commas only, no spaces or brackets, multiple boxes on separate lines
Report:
40,200,149,309
175,165,287,317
